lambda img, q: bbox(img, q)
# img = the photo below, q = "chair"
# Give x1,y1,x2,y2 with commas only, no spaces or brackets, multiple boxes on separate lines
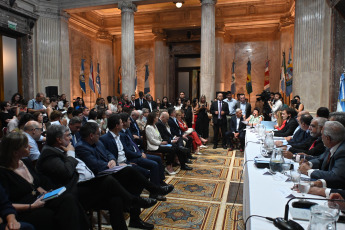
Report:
87,209,102,230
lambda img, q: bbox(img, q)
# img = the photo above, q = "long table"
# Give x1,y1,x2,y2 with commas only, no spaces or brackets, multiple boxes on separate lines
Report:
243,129,344,229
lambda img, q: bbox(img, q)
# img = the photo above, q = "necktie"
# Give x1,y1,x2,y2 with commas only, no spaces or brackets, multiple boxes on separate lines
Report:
126,132,141,153
309,140,317,150
326,149,332,166
218,101,222,119
71,134,77,146
140,99,143,106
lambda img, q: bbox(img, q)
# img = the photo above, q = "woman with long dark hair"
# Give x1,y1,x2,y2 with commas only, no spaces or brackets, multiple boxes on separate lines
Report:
145,112,176,175
195,95,210,140
160,97,171,110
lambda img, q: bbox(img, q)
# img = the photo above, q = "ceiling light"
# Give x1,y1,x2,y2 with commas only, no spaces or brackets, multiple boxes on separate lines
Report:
175,2,183,8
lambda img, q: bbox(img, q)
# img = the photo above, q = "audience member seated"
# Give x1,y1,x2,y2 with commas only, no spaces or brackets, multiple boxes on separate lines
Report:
46,97,57,119
27,93,46,115
226,109,246,151
36,125,160,230
99,114,150,179
68,117,82,146
299,121,345,189
245,107,263,126
118,113,167,199
0,184,35,230
160,96,172,110
81,107,89,126
134,91,146,110
23,121,43,162
273,108,298,137
137,108,149,131
329,112,345,127
49,110,67,127
0,101,15,129
7,112,25,133
129,110,143,147
0,132,88,230
176,110,206,155
316,106,330,119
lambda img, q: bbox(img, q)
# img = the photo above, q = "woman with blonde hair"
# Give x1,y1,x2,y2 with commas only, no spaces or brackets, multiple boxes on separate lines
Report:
274,109,286,130
176,110,207,155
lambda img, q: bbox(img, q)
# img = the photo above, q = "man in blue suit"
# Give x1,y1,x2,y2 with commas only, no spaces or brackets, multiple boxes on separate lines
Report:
119,113,167,199
75,122,174,230
299,121,345,189
68,117,82,147
99,115,150,179
129,110,143,147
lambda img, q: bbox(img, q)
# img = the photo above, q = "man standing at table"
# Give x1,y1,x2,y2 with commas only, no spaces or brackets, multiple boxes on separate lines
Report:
235,94,251,119
299,121,345,189
210,93,229,149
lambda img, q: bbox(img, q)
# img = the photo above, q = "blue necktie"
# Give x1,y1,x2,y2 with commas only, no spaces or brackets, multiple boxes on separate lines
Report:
126,131,141,153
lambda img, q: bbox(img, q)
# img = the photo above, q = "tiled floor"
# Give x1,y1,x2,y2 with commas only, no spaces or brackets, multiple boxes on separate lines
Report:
96,147,244,230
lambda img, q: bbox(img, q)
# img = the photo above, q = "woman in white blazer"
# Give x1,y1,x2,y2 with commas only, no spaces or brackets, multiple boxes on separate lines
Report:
145,112,176,175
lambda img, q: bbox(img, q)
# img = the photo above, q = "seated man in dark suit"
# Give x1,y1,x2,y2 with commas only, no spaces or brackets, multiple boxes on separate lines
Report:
156,111,193,170
37,125,161,230
167,108,193,155
299,121,345,190
129,110,143,147
282,111,311,145
274,108,299,137
68,117,82,146
225,108,246,151
99,114,150,179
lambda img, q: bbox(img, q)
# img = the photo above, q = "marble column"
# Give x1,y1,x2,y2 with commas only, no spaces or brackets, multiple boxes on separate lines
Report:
118,1,137,95
153,28,167,100
200,0,216,102
293,0,331,111
215,25,225,92
34,7,71,100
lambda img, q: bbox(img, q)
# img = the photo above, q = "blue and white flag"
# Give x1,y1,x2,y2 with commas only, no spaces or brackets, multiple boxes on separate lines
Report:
89,60,95,93
96,63,101,95
337,73,345,112
231,61,236,94
79,59,86,93
285,49,293,95
144,64,150,94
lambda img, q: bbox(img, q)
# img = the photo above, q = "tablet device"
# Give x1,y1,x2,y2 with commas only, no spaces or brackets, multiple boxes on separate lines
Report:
42,187,66,201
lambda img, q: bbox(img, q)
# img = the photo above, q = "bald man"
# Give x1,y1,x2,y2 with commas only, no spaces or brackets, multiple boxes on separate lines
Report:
23,121,43,161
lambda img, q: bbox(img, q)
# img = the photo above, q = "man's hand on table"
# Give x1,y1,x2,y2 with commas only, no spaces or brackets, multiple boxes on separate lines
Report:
298,162,311,175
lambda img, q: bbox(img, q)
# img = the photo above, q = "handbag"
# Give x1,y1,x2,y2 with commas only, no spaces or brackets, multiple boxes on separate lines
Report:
184,128,194,135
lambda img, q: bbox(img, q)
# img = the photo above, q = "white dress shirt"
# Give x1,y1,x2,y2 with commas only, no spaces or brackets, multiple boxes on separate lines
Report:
110,131,127,164
64,148,95,182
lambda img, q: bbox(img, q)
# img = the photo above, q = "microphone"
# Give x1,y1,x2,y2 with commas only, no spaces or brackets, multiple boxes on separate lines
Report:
273,196,344,230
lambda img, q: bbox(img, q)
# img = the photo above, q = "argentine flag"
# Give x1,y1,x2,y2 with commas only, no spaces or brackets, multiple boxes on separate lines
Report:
337,73,345,112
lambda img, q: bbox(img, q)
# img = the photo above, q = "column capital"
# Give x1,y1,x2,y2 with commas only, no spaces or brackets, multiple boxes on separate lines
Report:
200,0,217,6
118,1,137,13
152,28,166,41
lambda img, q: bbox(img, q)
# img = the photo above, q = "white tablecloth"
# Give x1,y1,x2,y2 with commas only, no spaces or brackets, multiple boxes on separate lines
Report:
242,129,345,230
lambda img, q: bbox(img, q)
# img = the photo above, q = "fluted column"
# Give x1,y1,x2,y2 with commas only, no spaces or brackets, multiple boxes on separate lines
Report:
200,0,216,101
153,28,167,100
215,25,225,92
118,1,137,95
293,0,331,111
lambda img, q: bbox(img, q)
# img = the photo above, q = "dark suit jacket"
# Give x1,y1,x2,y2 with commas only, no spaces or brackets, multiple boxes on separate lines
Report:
120,129,142,160
142,101,157,112
36,145,79,190
129,117,141,137
229,116,246,134
290,136,325,156
235,101,251,119
71,132,81,147
75,139,116,175
210,100,229,125
134,98,146,110
309,140,345,189
287,128,310,145
168,117,183,137
274,118,299,137
156,119,174,143
99,132,119,161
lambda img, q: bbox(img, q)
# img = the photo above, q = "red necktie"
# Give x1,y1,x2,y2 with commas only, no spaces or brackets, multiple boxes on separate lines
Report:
326,150,332,165
309,140,317,150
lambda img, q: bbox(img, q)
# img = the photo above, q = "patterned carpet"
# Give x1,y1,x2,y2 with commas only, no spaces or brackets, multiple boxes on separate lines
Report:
94,147,245,230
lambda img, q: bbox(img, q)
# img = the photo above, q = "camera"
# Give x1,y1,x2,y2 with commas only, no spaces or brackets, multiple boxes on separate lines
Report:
291,99,298,104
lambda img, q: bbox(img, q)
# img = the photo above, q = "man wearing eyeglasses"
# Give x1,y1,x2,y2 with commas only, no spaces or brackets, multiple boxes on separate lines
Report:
23,121,43,162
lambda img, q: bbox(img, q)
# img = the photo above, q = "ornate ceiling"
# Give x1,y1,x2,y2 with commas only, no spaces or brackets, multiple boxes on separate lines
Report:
66,0,295,41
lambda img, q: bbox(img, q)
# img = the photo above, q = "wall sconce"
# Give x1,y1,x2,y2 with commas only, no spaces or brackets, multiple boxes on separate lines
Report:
174,1,184,8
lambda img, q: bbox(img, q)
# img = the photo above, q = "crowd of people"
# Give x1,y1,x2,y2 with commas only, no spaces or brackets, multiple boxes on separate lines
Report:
1,89,345,229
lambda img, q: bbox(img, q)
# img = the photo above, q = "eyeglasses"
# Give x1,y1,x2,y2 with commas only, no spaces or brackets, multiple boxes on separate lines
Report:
309,124,316,128
34,128,43,131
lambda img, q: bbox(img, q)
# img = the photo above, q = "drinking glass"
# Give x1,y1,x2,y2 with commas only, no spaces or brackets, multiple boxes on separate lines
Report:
281,163,291,175
298,178,310,198
290,171,301,190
